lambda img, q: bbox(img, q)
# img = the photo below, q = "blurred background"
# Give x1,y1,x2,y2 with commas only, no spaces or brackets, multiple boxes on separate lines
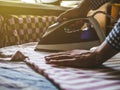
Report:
1,0,83,7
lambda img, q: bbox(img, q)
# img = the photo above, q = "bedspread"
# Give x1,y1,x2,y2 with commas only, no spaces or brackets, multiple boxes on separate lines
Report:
0,42,120,90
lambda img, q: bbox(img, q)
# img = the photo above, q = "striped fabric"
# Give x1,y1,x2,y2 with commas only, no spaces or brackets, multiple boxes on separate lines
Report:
5,15,57,46
24,44,120,90
1,42,119,90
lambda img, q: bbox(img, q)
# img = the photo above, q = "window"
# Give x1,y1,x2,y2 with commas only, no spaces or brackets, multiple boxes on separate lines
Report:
61,0,83,7
2,0,83,7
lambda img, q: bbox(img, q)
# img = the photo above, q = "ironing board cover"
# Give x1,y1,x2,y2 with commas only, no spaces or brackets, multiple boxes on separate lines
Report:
25,43,120,90
1,42,119,90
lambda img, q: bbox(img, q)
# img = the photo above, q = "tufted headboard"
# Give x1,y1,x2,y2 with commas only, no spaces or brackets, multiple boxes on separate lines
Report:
3,15,57,46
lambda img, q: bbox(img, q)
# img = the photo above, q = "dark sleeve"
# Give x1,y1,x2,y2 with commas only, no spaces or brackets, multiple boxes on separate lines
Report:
77,0,110,17
85,0,110,10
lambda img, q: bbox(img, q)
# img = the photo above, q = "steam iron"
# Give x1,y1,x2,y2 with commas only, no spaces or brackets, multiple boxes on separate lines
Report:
35,11,106,51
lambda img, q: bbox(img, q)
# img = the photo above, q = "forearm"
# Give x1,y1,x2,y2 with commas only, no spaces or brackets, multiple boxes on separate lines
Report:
95,41,118,63
57,0,110,22
76,0,110,17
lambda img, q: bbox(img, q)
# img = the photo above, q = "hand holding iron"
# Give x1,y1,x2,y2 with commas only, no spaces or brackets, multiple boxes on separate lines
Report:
44,0,120,68
57,7,87,22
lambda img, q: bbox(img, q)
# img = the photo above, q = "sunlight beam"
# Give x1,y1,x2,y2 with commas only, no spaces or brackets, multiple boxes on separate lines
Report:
21,0,36,3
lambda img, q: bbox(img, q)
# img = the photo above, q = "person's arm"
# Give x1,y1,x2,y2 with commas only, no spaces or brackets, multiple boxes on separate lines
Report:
45,40,118,68
45,18,120,68
57,0,110,22
93,41,119,65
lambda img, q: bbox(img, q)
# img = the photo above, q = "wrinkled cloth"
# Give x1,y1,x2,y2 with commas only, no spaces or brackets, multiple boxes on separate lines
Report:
0,42,58,90
0,42,120,90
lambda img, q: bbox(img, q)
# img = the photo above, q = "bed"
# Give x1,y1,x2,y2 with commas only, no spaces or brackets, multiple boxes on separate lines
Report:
0,42,120,90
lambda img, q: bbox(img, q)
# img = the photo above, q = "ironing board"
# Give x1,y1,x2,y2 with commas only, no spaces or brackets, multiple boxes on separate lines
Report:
0,42,58,90
0,42,120,90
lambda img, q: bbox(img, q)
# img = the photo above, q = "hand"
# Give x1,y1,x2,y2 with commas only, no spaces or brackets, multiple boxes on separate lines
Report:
45,49,103,68
57,7,85,22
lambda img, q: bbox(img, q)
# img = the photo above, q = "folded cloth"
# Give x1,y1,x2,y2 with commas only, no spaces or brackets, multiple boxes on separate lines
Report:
25,52,120,90
10,51,28,62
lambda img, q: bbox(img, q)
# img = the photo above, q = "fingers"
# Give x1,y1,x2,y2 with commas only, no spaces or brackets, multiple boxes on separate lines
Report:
57,8,75,22
44,49,98,68
47,51,69,56
45,51,71,59
46,57,89,68
57,10,70,22
57,17,68,22
45,54,74,61
44,50,84,61
46,58,76,66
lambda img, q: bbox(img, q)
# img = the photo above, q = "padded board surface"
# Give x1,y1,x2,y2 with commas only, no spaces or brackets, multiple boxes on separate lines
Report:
0,42,120,90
